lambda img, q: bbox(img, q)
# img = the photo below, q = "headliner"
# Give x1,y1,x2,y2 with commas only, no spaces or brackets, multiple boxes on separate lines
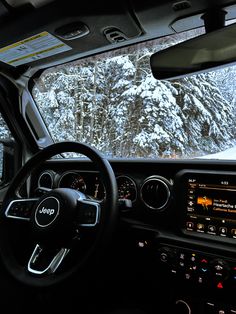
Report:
0,0,235,79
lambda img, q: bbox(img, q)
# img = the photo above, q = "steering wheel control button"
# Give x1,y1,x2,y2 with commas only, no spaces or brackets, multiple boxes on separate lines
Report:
78,201,100,226
6,199,37,220
35,196,60,228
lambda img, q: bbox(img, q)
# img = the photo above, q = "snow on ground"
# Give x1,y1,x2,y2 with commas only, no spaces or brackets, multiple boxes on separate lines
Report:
198,145,236,160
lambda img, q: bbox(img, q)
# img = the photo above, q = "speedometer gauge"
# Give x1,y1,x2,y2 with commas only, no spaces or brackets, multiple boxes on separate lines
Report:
116,176,137,202
58,171,86,193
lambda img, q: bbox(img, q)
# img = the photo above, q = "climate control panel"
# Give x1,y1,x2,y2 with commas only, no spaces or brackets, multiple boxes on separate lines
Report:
158,245,236,289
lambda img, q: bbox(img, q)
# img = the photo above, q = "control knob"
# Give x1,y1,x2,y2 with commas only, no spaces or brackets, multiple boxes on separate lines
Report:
158,247,177,271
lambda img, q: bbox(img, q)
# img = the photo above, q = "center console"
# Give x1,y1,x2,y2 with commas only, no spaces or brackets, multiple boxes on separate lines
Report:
155,170,236,313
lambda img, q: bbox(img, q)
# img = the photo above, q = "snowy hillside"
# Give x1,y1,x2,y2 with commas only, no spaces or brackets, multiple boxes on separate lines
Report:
198,145,236,160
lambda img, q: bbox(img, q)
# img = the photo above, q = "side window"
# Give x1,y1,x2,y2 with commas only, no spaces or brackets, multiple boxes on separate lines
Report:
0,113,15,185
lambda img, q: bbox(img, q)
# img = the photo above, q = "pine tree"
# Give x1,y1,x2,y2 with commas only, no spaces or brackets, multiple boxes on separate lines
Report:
32,40,236,159
172,73,235,156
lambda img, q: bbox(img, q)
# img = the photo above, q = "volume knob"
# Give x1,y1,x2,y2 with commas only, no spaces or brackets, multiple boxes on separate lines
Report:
158,247,176,266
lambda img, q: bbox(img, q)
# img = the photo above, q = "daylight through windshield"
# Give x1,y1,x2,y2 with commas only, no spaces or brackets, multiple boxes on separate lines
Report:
32,31,236,159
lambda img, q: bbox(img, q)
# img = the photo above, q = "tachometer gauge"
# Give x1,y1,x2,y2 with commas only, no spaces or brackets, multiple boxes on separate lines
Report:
116,176,137,202
58,171,86,193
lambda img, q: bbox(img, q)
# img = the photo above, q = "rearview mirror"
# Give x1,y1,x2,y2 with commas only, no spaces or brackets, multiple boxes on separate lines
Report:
150,22,236,80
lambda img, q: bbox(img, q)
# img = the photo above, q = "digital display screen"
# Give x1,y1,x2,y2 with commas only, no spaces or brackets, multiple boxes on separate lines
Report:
184,173,236,239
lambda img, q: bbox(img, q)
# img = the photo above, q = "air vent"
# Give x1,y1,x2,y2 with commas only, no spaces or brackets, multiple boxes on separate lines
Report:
104,27,128,44
172,1,191,11
141,176,171,211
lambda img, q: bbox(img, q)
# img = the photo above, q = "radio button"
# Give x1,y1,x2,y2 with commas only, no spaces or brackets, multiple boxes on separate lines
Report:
179,261,185,268
208,225,216,234
210,259,230,282
197,223,205,232
219,227,227,236
186,222,194,230
184,273,191,280
215,265,223,271
197,276,204,284
231,229,236,238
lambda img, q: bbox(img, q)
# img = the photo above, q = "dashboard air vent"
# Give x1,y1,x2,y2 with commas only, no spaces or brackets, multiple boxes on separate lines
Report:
141,176,171,211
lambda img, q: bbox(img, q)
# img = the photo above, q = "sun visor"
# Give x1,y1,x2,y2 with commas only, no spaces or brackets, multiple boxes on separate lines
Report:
0,32,71,67
0,1,142,71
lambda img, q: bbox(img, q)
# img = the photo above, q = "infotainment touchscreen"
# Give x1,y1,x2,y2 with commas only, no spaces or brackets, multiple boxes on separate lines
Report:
181,170,236,240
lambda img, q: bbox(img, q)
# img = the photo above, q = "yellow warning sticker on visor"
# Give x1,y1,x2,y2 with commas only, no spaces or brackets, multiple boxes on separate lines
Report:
0,31,72,66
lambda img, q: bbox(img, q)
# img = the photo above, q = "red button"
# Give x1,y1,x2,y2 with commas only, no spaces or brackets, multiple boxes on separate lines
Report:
217,282,223,289
201,259,208,263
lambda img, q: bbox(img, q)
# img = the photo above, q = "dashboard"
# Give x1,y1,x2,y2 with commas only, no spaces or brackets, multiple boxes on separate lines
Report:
32,159,236,240
30,159,236,312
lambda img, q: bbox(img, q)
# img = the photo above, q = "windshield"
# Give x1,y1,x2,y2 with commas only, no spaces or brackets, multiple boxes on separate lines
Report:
32,29,236,159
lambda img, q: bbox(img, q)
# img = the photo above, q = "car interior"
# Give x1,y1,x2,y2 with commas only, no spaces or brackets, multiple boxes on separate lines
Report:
0,0,236,313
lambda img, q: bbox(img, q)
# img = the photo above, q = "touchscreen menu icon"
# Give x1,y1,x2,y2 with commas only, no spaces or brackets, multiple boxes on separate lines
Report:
186,222,194,230
219,227,227,236
197,223,204,232
208,225,216,234
231,229,236,238
187,191,195,212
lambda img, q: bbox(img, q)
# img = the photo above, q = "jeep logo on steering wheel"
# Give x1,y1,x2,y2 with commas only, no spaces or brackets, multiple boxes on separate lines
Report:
39,207,55,215
35,197,60,228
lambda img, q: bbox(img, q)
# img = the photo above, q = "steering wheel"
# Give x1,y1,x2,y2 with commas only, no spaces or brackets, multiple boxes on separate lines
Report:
0,142,118,287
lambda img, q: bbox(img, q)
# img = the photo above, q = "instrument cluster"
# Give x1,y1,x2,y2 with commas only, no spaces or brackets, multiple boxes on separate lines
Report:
37,170,172,211
38,170,140,203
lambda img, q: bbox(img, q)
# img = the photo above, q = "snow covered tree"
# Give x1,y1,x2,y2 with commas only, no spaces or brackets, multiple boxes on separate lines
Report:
0,114,11,140
172,73,235,156
32,34,236,159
